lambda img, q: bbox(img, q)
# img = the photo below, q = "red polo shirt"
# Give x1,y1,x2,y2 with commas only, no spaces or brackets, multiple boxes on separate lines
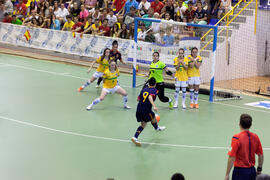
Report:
228,130,263,168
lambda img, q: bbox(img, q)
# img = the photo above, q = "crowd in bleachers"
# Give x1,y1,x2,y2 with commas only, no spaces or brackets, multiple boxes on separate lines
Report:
0,0,232,44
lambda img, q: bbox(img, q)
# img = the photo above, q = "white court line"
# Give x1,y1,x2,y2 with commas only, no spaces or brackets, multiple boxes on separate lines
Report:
2,62,270,115
1,115,270,150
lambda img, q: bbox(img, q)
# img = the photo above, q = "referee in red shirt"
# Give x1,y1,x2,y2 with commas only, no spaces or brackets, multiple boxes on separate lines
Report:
224,114,264,180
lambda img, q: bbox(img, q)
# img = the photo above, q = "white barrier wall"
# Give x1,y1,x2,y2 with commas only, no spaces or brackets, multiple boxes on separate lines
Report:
0,23,200,69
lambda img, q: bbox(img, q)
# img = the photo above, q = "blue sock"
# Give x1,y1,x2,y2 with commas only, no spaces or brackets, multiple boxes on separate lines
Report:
134,126,144,138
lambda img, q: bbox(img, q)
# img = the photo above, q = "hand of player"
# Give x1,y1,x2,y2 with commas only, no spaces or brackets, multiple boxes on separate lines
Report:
224,175,229,180
153,106,158,112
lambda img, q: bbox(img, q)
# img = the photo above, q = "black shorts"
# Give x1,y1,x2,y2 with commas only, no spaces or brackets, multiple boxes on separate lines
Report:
136,109,155,123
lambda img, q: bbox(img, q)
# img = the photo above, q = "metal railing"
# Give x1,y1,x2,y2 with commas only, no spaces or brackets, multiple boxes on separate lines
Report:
200,0,256,52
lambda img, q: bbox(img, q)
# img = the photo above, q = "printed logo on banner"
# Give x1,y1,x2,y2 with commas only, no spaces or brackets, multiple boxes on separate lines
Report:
42,31,54,47
56,32,68,50
85,36,98,54
29,28,40,45
120,41,130,53
70,36,82,52
245,101,270,109
99,39,113,55
16,26,27,44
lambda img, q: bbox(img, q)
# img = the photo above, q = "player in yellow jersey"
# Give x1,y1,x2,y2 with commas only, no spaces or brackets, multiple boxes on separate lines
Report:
78,48,111,92
187,47,202,109
173,48,189,109
86,61,131,110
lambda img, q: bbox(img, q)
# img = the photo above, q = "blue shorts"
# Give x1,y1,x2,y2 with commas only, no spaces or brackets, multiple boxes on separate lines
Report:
136,109,155,123
232,167,256,180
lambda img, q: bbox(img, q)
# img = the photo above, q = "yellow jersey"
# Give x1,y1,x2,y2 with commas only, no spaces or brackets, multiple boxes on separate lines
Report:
96,56,109,72
187,55,202,77
174,57,189,81
103,68,120,89
63,21,74,30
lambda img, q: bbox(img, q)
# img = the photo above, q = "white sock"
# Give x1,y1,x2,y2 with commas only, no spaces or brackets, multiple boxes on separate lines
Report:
190,89,194,104
182,87,186,105
194,91,199,104
82,79,91,88
123,96,128,106
174,87,180,105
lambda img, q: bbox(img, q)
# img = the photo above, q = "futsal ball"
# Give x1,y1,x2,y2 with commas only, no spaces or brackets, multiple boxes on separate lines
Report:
155,114,160,123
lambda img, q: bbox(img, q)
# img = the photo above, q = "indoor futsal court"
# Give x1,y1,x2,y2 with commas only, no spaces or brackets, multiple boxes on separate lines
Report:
0,54,269,180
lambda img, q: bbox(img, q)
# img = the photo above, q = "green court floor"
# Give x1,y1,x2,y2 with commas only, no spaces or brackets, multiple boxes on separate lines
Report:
0,54,269,180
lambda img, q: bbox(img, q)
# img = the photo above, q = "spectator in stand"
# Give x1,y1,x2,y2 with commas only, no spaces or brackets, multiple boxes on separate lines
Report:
124,5,137,27
208,0,219,17
145,29,156,43
0,1,4,22
117,23,129,39
154,28,165,44
80,16,93,33
44,1,50,17
72,16,84,32
110,23,119,37
218,0,231,19
138,23,146,41
28,1,37,15
163,27,174,45
37,16,47,28
175,0,187,19
98,18,110,36
184,1,195,22
3,12,12,23
161,0,175,20
79,4,89,21
50,14,61,30
122,0,138,15
91,6,101,22
85,0,97,9
193,1,207,25
22,9,38,26
224,114,264,180
55,3,69,24
150,0,164,14
11,15,22,25
112,0,126,14
3,0,13,14
151,12,161,33
69,2,81,18
128,22,135,39
15,0,27,18
99,8,108,22
91,18,101,35
142,7,154,28
106,8,117,27
29,17,39,27
138,0,151,16
62,15,74,31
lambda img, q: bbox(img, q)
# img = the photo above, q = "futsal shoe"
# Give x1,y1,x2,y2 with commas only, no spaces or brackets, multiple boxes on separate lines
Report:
131,137,141,146
182,103,186,109
189,103,194,109
156,126,166,131
173,102,178,109
86,104,93,111
95,85,100,88
78,86,84,92
169,101,173,109
124,105,131,109
195,104,199,109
